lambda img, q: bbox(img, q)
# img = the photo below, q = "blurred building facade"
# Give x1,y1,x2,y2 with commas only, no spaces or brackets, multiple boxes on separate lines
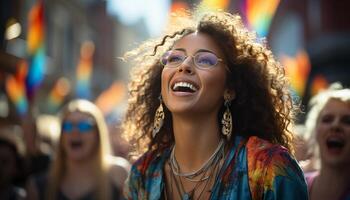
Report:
1,0,121,123
267,0,350,113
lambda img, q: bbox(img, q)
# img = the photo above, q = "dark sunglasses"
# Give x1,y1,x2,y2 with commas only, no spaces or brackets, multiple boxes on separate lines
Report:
160,50,224,69
61,120,96,134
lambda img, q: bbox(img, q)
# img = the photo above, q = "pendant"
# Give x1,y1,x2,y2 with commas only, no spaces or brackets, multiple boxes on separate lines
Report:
182,193,191,200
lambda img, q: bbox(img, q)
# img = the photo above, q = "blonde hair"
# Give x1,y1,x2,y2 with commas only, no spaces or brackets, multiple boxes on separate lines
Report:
304,83,350,169
122,10,296,158
47,99,112,200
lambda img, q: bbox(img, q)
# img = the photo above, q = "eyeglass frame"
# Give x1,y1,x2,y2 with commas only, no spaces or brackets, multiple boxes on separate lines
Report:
160,49,225,69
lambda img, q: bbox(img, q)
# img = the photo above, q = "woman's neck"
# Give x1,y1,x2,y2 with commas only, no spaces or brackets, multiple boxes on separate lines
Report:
171,114,222,173
65,157,97,178
319,164,349,188
311,164,350,200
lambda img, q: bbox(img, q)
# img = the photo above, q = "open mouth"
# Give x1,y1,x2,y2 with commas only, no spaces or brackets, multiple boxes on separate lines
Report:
172,81,198,93
70,140,83,149
326,137,345,152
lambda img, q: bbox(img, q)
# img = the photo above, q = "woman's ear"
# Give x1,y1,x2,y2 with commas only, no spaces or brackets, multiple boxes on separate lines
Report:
224,89,235,101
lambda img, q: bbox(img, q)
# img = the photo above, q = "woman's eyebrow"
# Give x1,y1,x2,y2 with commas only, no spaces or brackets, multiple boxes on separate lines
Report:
172,48,216,54
196,49,216,54
172,48,186,52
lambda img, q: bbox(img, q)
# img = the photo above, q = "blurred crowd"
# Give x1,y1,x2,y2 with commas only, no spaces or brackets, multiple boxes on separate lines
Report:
0,82,348,200
0,99,131,200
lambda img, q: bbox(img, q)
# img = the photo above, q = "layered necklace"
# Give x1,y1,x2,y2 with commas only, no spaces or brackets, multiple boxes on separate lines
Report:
167,139,225,200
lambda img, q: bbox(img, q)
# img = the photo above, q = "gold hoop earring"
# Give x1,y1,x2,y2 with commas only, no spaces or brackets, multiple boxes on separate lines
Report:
221,99,232,140
152,96,164,138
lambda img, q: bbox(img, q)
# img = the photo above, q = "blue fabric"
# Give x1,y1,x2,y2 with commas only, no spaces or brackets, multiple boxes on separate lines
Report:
123,136,308,200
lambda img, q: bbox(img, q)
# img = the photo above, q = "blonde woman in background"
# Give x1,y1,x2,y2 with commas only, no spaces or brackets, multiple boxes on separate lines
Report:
304,83,350,200
26,99,129,200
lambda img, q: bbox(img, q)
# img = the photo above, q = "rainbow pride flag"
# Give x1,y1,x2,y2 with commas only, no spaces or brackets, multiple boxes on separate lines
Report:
240,0,280,37
47,77,71,113
281,50,311,97
311,75,329,96
5,60,29,116
76,41,95,99
200,0,230,10
166,1,190,30
26,0,46,100
95,81,126,116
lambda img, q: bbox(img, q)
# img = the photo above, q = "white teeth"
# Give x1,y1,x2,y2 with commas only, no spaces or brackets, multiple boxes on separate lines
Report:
173,82,197,92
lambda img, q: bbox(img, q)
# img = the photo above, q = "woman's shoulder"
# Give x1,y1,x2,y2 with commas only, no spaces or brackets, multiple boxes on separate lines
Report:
246,136,290,160
107,155,131,189
245,136,308,199
304,170,319,191
124,148,170,198
246,136,301,173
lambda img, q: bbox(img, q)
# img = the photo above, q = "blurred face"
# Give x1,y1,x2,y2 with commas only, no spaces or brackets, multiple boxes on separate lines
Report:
61,111,99,162
161,32,230,116
316,99,350,168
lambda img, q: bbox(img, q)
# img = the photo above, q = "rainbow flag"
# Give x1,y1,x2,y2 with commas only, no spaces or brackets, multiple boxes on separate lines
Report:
311,75,329,96
95,81,126,116
167,1,190,26
26,0,46,100
200,0,230,10
240,0,280,37
281,50,311,97
47,77,71,113
5,60,29,116
171,1,189,12
76,41,95,99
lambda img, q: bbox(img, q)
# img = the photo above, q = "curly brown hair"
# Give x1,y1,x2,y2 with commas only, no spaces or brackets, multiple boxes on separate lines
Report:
122,10,296,158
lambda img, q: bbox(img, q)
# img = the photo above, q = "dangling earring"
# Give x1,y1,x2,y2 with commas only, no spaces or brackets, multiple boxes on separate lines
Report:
152,96,165,138
221,96,233,140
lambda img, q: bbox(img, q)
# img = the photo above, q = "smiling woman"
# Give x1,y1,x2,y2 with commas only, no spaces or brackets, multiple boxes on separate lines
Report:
122,9,308,200
161,32,228,118
304,83,350,200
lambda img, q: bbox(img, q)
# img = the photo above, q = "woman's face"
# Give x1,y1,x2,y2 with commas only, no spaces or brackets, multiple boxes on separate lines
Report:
61,111,99,162
316,99,350,168
161,32,229,116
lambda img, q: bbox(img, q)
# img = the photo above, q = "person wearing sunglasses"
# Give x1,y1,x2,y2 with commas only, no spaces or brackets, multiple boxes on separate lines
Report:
122,10,307,200
26,99,129,200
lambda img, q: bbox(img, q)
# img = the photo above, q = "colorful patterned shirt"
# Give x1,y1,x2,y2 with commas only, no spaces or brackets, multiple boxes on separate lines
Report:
123,136,308,200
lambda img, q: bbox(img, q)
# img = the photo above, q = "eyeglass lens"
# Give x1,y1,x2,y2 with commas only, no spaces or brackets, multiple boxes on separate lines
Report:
161,50,219,68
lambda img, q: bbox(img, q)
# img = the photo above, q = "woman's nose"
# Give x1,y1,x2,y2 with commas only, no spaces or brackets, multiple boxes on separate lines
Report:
330,118,343,132
177,57,195,74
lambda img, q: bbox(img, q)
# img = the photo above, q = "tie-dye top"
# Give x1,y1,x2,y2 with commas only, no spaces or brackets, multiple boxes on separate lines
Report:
123,136,308,200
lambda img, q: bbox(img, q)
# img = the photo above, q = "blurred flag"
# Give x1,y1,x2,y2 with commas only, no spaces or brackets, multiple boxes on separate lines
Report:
240,0,280,37
47,77,71,113
76,41,95,99
311,75,329,96
200,0,230,10
95,81,126,116
5,60,29,116
281,50,311,97
171,1,189,13
26,0,46,100
165,1,190,33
